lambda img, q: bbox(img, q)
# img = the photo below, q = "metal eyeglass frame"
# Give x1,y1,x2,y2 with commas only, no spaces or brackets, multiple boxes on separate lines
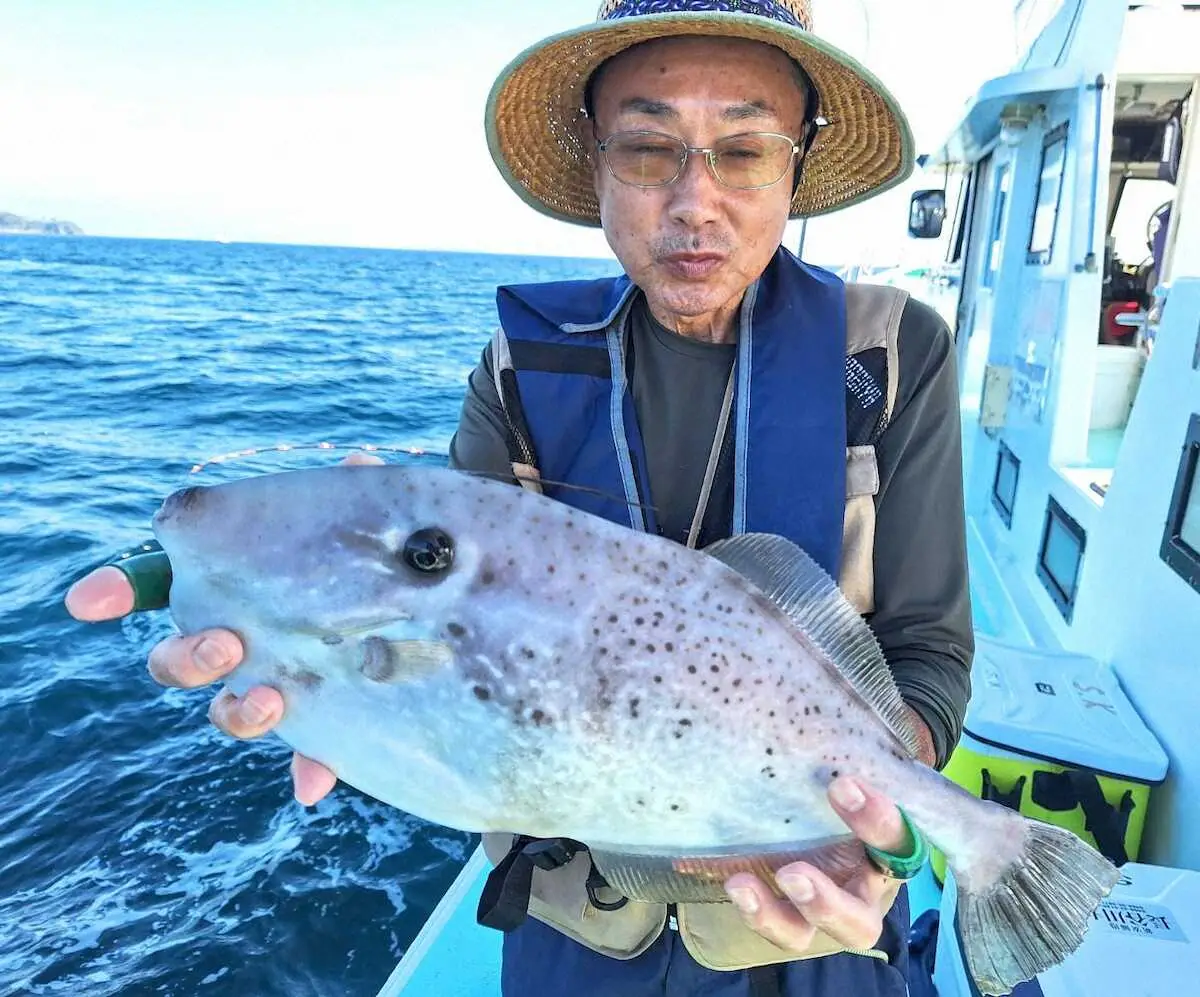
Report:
595,130,805,190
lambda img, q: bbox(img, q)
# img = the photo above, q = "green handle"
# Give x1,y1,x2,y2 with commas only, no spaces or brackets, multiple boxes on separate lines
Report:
111,543,173,612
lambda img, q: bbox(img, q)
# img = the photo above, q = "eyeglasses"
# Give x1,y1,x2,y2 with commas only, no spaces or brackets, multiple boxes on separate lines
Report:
595,130,804,190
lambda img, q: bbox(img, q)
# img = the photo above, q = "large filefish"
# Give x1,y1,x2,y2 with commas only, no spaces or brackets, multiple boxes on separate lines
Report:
152,465,1119,996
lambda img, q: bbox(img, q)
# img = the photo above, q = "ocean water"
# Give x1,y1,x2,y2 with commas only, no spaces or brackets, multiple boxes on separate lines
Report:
0,235,619,997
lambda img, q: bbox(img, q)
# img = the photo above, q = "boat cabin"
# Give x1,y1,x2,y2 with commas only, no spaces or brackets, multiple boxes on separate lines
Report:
909,0,1200,870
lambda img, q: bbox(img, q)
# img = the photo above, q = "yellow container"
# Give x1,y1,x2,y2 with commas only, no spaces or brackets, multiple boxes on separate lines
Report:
930,636,1168,883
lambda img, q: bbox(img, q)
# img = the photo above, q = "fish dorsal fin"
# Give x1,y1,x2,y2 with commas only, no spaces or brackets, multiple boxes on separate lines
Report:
704,533,921,759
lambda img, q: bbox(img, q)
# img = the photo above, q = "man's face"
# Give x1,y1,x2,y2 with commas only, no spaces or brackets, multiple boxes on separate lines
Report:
588,36,806,332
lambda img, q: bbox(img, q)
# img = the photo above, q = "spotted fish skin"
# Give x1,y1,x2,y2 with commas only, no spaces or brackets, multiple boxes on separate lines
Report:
153,465,905,847
153,464,1119,996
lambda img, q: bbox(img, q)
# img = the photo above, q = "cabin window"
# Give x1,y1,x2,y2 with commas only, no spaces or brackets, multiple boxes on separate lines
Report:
1028,124,1069,265
1037,496,1086,621
983,165,1011,289
946,167,975,266
1161,413,1200,594
1109,178,1174,265
991,441,1020,528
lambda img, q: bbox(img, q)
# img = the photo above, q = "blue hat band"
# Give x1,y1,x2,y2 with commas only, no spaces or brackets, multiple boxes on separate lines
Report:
604,1,805,32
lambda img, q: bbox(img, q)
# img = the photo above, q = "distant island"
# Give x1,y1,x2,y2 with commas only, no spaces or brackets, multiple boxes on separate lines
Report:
0,211,84,236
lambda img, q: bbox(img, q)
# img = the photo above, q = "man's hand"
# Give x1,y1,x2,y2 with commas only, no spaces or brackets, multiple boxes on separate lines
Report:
63,452,384,806
725,775,913,953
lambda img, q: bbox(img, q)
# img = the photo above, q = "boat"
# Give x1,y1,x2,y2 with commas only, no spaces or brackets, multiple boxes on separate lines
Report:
376,1,1200,993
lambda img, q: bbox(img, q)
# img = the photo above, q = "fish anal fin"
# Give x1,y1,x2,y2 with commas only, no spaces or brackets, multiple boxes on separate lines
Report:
589,837,866,904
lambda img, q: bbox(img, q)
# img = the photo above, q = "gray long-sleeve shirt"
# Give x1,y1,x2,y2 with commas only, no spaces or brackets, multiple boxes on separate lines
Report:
449,291,972,767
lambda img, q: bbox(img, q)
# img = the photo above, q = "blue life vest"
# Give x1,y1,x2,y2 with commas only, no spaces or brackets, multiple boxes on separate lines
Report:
495,247,848,578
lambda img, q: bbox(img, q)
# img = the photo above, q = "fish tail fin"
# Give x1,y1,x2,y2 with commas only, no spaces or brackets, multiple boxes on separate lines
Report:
952,820,1120,996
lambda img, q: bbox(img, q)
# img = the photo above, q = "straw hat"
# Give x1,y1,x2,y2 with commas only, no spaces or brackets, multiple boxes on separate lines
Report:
486,0,914,227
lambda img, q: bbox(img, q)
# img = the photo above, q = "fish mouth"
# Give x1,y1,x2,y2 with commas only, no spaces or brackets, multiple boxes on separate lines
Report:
153,485,210,531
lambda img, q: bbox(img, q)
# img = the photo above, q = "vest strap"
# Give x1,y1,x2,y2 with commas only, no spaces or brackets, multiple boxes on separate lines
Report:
476,836,628,931
477,834,541,932
508,339,612,378
748,965,784,997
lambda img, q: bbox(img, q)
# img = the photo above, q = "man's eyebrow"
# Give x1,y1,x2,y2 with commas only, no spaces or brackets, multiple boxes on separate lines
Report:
722,101,781,122
615,97,782,122
617,97,679,118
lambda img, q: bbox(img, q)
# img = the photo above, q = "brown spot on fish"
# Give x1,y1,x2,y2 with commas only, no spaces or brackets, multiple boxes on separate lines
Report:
279,666,325,691
473,685,491,701
531,709,551,727
446,622,466,637
322,634,344,646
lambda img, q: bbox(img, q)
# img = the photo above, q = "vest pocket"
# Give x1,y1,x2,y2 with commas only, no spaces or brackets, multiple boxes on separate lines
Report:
675,884,900,972
841,446,880,615
481,832,666,960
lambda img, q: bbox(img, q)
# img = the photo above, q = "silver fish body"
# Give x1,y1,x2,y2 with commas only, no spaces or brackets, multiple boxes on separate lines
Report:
153,465,1119,995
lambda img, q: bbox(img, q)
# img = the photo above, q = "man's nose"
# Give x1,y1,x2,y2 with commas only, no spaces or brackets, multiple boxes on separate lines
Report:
667,151,724,224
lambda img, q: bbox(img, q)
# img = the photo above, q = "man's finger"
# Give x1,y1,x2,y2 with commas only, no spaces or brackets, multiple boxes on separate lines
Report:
147,630,245,689
292,753,338,806
342,452,385,466
207,687,285,739
65,566,136,622
725,873,817,953
773,863,885,952
827,776,910,854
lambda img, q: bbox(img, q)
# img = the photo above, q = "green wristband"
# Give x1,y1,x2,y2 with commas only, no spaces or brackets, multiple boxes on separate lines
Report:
111,542,174,612
864,808,928,881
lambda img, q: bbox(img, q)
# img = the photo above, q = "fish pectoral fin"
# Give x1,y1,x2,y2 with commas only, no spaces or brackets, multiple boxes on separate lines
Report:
358,634,453,683
703,533,923,759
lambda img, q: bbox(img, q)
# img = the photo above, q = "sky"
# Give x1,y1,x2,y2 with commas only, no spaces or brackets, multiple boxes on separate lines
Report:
0,0,1034,263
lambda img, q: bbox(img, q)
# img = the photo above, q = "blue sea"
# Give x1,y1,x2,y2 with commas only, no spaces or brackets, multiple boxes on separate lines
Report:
0,235,621,997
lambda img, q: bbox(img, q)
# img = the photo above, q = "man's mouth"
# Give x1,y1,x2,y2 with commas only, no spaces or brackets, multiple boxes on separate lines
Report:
659,253,727,279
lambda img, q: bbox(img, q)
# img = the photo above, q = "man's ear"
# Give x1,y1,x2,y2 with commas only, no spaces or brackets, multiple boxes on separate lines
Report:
574,112,598,166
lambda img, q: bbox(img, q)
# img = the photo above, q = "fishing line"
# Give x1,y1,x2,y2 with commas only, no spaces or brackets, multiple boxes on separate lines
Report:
101,441,661,577
184,439,658,514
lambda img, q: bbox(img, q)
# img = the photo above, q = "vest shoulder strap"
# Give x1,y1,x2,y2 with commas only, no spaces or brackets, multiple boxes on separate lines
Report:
844,283,907,432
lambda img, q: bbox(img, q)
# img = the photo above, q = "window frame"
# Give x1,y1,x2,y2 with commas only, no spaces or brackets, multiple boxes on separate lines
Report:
991,441,1020,528
1037,495,1087,622
1028,122,1070,265
1160,413,1200,595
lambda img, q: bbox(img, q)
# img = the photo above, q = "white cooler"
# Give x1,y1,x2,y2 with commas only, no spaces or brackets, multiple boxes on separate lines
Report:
933,862,1200,996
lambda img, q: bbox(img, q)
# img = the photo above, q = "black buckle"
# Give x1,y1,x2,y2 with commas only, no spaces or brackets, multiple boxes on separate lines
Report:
524,837,583,871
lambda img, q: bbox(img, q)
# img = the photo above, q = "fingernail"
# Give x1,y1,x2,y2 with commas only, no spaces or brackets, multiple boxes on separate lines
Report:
195,638,231,673
728,888,759,915
779,873,815,903
239,694,272,725
830,778,867,813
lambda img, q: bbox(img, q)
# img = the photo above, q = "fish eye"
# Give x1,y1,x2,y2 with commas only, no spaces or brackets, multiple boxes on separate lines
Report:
403,528,455,573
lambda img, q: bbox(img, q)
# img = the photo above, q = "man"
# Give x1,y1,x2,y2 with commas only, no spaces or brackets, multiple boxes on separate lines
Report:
67,2,972,995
